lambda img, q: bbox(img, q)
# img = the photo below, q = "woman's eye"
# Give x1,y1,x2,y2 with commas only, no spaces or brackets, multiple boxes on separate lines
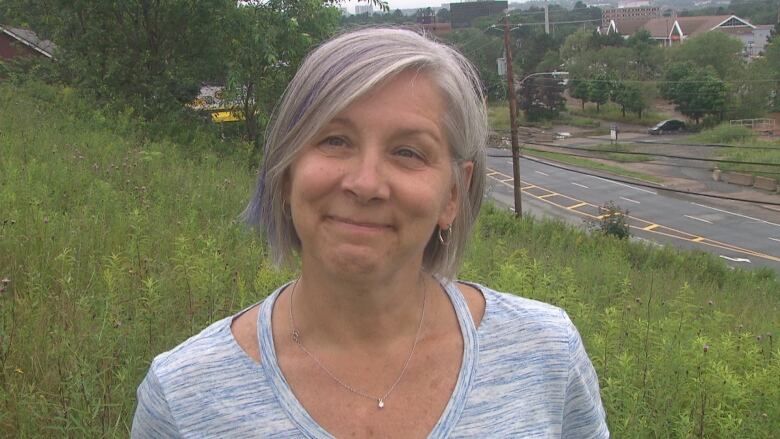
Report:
395,147,424,161
320,136,348,148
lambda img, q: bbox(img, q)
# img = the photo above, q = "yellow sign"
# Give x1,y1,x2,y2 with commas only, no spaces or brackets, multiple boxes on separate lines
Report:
210,111,243,123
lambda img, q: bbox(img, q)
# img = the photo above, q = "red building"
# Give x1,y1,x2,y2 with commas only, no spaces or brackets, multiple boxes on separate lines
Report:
0,25,55,61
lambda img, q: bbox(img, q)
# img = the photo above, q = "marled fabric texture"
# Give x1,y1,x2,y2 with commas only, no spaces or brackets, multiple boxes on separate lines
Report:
132,281,608,438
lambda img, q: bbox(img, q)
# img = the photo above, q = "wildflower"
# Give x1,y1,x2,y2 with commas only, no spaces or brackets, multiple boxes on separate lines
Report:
1,278,9,286
703,344,709,353
635,297,641,303
15,368,23,374
707,300,713,306
757,335,762,341
43,217,49,224
738,324,744,330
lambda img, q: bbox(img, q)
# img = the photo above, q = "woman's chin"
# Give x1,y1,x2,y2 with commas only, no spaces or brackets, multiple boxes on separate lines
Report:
317,246,392,280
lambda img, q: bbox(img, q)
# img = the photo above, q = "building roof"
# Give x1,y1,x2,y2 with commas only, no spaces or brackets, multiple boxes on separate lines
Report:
640,17,677,38
675,15,753,35
614,18,654,36
0,25,56,58
612,14,755,39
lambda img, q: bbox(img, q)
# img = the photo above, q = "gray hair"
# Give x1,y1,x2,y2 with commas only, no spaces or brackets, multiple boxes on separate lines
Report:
242,27,488,279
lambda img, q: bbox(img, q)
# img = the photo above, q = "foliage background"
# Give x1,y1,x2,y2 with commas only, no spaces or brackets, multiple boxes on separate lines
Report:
1,82,778,437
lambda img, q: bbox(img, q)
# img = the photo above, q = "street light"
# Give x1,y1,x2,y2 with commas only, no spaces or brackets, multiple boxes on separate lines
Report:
506,70,568,217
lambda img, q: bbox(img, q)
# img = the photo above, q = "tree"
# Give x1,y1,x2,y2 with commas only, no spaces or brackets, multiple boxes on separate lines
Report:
588,71,614,112
761,37,780,110
5,0,235,112
659,62,697,101
225,0,339,151
611,81,649,118
443,29,504,101
436,7,450,22
568,78,590,110
675,67,728,124
667,31,744,79
626,30,662,79
517,76,566,121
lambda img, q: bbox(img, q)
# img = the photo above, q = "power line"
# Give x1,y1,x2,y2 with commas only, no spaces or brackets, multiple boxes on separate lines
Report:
493,129,780,151
520,140,780,167
518,145,780,176
593,137,780,151
486,152,780,206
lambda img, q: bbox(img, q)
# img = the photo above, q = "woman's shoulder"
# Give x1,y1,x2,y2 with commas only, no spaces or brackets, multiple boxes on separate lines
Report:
458,280,572,330
150,315,241,378
149,300,268,389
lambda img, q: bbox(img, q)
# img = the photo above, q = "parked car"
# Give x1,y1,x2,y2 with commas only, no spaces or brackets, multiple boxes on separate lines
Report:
648,119,686,135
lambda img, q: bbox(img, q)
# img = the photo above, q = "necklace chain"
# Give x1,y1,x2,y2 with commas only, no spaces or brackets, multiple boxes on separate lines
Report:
288,279,427,409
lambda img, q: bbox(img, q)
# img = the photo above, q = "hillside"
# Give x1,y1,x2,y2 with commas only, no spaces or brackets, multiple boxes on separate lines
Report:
0,82,778,437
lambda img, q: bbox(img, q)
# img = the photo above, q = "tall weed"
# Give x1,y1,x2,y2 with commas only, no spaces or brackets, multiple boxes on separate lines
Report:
1,83,778,437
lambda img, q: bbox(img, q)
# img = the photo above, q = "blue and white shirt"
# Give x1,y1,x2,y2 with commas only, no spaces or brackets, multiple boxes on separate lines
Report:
133,281,609,438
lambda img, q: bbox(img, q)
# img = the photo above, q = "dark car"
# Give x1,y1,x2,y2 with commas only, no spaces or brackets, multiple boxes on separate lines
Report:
648,119,686,135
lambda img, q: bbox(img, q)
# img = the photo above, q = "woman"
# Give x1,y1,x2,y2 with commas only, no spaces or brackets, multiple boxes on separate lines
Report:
133,28,608,438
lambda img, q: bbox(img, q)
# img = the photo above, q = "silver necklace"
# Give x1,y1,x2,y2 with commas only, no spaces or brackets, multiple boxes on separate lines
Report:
288,279,427,409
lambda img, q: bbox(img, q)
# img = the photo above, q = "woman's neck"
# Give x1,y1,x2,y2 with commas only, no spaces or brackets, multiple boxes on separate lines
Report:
291,263,431,350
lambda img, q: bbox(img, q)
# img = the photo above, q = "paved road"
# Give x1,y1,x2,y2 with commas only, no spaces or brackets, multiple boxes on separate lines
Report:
485,148,780,272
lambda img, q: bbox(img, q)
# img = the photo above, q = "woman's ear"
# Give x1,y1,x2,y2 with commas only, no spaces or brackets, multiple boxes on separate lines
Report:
440,161,474,228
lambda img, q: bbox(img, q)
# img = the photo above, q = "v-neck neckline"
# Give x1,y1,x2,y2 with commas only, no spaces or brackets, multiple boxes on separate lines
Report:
257,278,479,438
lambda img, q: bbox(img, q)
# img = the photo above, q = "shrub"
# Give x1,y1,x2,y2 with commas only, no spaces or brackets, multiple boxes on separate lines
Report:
692,124,757,143
590,201,631,239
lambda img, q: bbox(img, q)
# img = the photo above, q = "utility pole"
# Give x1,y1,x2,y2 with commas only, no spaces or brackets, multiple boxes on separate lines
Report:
544,0,550,34
503,14,522,218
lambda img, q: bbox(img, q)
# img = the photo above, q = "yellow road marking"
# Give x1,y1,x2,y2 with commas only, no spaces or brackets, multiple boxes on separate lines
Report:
485,166,780,263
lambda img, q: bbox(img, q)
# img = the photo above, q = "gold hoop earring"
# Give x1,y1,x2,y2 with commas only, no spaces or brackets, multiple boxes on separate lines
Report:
438,224,451,246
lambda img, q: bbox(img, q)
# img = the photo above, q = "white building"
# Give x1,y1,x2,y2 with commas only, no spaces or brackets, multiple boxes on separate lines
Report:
355,4,374,14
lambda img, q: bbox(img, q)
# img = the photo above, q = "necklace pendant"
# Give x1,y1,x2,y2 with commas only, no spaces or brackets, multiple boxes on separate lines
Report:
378,399,385,409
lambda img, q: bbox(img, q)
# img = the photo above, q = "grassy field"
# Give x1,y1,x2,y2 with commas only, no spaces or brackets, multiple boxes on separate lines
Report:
587,142,654,163
522,147,663,183
2,83,779,437
688,125,780,180
569,102,666,126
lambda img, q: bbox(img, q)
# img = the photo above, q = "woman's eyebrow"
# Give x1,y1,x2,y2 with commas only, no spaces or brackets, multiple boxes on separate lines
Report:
324,117,357,130
392,128,443,144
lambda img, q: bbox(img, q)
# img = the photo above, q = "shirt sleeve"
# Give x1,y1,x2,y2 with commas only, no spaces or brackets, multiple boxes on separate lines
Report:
131,365,181,438
561,311,609,438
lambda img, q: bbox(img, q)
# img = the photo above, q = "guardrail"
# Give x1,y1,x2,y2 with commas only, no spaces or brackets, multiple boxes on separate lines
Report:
729,118,775,133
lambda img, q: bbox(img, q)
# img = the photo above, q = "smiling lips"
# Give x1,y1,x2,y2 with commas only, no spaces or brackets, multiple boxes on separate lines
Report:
327,215,393,231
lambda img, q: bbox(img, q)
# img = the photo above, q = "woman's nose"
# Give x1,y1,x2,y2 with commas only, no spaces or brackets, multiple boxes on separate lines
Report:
341,150,390,203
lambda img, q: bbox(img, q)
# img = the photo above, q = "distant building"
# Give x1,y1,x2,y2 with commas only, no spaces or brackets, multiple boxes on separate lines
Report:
450,1,508,29
602,6,660,27
617,0,651,7
0,25,55,61
600,14,772,58
355,4,374,15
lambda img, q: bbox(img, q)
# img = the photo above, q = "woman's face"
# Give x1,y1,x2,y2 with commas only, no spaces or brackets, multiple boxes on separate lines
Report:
286,70,472,280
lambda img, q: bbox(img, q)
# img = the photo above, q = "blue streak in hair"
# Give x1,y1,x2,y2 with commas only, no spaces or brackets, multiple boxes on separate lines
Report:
287,46,375,131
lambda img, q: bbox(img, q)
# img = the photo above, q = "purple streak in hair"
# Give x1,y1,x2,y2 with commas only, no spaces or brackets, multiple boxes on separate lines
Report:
287,46,376,131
